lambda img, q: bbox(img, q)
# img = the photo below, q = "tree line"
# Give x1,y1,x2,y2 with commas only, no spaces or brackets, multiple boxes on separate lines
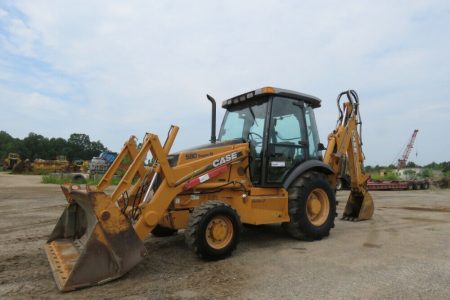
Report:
365,161,450,173
0,131,106,161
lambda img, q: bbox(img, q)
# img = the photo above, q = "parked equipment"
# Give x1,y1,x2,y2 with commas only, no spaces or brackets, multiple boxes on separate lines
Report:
33,156,70,173
370,129,428,191
88,151,118,174
368,179,429,190
3,153,21,170
45,87,373,291
397,129,419,169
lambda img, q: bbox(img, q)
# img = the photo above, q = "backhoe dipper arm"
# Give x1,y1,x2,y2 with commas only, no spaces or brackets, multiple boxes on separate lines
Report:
323,90,374,221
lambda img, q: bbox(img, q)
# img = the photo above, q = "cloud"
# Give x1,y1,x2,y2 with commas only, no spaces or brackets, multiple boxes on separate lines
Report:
0,0,449,165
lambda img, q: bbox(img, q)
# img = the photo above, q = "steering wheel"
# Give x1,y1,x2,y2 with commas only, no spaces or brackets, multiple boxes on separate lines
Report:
248,132,263,145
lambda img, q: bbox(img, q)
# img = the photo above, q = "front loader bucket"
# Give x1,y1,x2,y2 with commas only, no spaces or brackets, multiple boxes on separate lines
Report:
342,190,374,221
45,190,146,291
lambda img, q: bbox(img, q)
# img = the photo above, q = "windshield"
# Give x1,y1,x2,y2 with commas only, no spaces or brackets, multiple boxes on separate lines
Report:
218,101,268,142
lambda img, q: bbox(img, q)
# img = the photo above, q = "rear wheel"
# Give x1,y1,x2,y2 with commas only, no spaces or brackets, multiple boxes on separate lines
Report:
185,201,241,260
151,225,178,237
283,171,336,241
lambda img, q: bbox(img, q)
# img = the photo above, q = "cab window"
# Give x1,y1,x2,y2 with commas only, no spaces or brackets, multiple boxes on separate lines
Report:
267,97,307,183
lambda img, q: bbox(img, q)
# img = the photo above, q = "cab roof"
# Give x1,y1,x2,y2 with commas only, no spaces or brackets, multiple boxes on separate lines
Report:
222,87,322,109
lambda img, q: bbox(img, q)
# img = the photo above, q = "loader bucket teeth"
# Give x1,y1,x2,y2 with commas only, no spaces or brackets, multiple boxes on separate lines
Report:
342,190,374,221
45,190,146,292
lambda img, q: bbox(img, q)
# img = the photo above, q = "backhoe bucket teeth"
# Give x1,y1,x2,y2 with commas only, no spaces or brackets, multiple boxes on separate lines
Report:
342,190,374,221
45,190,146,291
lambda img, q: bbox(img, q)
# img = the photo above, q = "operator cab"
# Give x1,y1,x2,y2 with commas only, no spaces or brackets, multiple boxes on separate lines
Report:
218,87,322,187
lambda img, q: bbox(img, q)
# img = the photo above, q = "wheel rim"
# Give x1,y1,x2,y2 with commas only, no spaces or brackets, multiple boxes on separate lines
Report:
206,215,233,250
306,188,330,226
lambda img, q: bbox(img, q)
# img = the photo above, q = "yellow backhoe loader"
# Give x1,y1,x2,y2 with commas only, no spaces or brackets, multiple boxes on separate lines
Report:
45,87,373,291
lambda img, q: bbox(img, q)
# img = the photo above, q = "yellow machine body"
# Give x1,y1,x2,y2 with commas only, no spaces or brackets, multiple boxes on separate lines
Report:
45,87,373,291
33,156,70,173
3,152,21,170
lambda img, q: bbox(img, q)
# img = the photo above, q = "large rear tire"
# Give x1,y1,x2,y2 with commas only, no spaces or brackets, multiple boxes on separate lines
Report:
283,171,336,241
185,201,241,260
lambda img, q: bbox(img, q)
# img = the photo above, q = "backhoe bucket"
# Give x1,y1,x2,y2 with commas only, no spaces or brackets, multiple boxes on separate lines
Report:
45,189,146,291
342,190,374,221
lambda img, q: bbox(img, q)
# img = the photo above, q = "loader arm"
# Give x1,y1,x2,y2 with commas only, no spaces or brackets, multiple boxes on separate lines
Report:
96,136,147,192
323,90,374,221
46,125,248,291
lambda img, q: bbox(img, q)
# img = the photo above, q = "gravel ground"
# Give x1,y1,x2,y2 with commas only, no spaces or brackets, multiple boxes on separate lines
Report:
1,173,450,299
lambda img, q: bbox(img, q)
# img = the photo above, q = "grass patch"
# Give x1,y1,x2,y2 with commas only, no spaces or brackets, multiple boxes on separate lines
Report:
42,174,74,185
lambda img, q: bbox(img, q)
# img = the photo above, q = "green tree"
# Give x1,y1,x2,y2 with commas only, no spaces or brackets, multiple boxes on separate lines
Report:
0,131,107,162
403,169,417,180
406,161,418,168
67,133,105,160
421,168,432,178
0,131,20,159
22,132,50,159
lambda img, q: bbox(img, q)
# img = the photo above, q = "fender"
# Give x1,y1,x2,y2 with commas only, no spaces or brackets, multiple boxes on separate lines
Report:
283,160,334,189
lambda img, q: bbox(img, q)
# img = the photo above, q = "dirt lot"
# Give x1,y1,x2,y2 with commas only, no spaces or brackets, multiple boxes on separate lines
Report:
1,173,450,299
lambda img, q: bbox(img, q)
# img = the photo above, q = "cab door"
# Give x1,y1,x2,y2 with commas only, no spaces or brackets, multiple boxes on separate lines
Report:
265,97,307,184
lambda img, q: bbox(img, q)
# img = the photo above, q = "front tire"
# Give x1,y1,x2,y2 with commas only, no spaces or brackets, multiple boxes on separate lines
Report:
185,201,241,260
283,171,336,241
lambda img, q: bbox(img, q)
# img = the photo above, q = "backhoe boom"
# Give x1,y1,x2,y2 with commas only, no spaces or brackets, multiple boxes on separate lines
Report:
324,90,374,220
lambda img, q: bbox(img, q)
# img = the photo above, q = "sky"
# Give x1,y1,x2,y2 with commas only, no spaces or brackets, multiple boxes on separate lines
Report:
0,0,449,166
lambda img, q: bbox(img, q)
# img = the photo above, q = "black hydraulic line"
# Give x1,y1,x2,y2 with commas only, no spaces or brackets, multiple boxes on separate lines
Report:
335,90,364,145
349,90,363,146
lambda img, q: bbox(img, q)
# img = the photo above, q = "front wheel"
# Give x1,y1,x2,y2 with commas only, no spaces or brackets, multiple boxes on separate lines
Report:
283,171,336,241
185,201,241,260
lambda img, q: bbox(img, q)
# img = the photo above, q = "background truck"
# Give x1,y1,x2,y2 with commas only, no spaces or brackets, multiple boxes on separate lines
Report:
87,151,117,174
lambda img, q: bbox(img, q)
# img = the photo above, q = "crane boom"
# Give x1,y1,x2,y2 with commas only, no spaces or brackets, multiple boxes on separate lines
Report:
397,129,419,169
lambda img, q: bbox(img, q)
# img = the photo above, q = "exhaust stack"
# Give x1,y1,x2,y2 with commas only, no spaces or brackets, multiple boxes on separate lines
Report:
207,94,216,143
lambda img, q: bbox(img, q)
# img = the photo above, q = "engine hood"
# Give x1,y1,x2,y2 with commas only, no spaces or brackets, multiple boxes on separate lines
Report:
167,139,245,167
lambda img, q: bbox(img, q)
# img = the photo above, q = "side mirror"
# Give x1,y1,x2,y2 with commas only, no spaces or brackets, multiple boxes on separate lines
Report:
318,143,326,151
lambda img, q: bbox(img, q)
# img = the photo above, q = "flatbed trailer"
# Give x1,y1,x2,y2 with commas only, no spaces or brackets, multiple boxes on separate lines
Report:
367,179,430,191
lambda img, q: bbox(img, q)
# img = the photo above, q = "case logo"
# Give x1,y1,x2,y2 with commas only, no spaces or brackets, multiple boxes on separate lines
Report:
212,151,240,167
